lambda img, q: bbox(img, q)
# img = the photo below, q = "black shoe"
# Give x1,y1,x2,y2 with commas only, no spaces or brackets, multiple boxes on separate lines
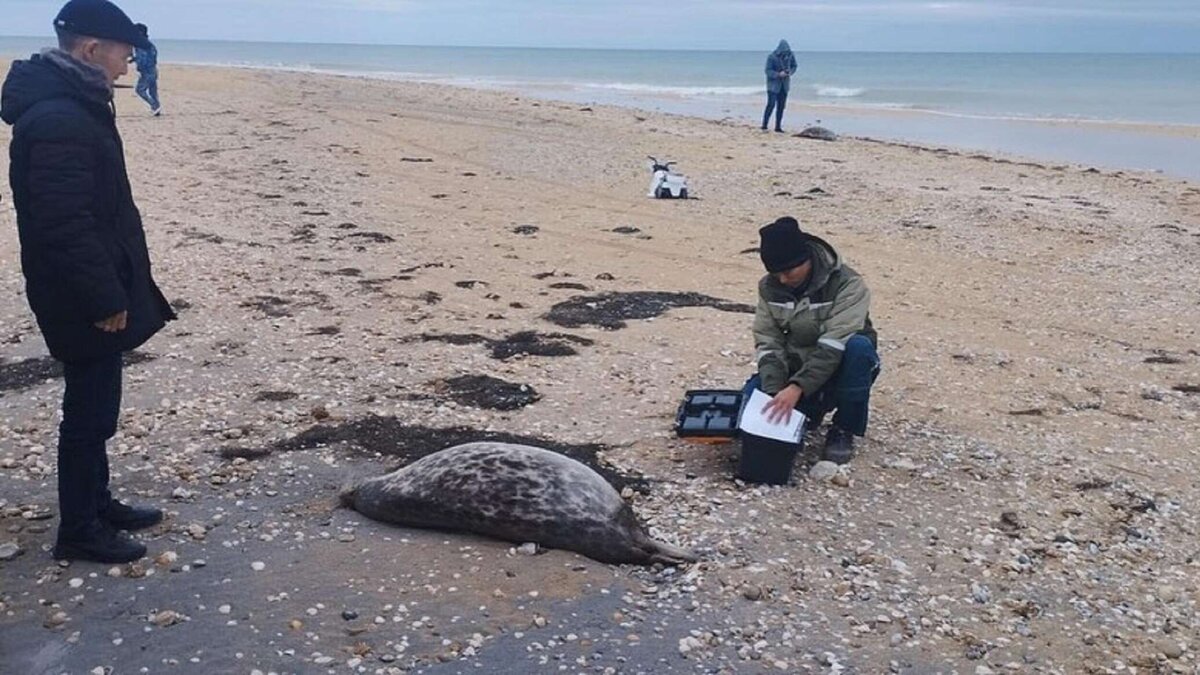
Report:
100,500,163,531
53,524,147,564
774,127,785,133
822,426,856,464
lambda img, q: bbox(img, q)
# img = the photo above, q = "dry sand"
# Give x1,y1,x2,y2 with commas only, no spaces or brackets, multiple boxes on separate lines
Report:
1,64,1198,674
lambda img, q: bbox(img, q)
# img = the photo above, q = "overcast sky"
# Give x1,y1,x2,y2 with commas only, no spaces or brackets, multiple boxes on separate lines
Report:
2,0,1197,51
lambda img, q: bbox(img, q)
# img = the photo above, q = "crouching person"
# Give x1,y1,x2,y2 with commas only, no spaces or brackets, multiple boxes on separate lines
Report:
748,217,880,464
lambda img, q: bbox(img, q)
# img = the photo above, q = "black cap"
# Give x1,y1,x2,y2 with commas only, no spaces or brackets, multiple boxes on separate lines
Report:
54,0,151,50
759,216,812,273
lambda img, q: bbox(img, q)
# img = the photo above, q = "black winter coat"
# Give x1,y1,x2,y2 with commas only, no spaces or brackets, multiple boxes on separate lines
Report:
2,53,174,363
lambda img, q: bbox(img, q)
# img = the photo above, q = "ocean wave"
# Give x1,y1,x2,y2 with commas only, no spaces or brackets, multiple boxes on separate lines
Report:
165,60,1200,135
577,82,763,97
814,85,865,98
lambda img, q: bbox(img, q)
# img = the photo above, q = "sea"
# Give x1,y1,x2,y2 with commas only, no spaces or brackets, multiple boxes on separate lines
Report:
2,37,1198,179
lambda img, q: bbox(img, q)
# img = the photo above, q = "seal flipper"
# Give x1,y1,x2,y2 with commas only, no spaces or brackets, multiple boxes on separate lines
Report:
646,538,698,565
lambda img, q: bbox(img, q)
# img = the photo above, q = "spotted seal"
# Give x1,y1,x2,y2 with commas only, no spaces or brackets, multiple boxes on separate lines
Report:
340,442,695,565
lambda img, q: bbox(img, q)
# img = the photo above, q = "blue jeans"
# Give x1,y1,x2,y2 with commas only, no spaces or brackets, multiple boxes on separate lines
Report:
743,334,881,436
137,73,160,110
762,89,788,130
58,353,123,538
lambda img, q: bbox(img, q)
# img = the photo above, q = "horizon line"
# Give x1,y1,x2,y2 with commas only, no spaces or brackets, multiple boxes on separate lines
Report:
1,35,1198,55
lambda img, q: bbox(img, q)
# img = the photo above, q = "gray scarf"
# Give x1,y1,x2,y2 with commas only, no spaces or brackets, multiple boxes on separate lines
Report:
41,48,113,101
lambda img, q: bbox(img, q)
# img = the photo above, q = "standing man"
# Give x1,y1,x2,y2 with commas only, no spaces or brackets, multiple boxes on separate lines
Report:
1,0,176,563
749,217,880,464
762,39,797,133
133,23,161,116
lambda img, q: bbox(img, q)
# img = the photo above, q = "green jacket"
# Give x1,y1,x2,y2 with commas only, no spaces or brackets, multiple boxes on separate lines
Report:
752,235,876,395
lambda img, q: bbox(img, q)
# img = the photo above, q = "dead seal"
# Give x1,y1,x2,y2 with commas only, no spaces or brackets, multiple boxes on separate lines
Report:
340,442,695,565
797,125,838,141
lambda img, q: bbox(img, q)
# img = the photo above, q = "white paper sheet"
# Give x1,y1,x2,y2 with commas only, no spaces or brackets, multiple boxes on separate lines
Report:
738,388,806,443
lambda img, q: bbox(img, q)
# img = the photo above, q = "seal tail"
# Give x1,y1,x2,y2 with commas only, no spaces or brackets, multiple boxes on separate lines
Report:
647,538,698,565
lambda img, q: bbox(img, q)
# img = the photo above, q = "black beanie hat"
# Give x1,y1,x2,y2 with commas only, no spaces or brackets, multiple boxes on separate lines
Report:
54,0,152,50
759,217,812,273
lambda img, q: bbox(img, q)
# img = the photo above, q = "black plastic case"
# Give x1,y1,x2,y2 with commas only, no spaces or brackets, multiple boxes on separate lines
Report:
674,390,745,437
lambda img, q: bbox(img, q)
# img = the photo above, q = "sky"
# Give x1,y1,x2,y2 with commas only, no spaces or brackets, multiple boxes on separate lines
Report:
1,0,1197,52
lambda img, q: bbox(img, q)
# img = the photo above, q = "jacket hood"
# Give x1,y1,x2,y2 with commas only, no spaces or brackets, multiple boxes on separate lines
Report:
1,50,111,126
774,40,792,55
759,233,841,301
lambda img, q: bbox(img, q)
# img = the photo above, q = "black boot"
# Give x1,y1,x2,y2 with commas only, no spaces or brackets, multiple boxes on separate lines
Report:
822,426,856,464
100,500,163,531
54,523,147,563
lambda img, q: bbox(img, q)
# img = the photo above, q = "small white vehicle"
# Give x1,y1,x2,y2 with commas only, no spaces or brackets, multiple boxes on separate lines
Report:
647,156,689,199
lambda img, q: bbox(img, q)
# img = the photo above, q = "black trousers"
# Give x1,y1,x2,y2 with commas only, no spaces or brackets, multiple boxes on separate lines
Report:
57,352,122,539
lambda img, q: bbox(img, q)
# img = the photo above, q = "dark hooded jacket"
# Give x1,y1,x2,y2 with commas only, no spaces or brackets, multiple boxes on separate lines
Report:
2,51,174,363
765,40,798,94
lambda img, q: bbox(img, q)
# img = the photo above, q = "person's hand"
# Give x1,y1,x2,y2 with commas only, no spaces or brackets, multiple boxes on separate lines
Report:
761,384,802,425
94,311,128,333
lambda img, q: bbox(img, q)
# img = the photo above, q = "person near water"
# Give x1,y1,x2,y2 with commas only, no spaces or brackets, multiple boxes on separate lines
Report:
748,217,880,464
762,39,797,132
132,22,160,115
1,0,176,563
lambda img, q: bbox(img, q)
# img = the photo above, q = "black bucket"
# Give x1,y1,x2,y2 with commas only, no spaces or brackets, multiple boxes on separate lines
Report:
737,432,803,485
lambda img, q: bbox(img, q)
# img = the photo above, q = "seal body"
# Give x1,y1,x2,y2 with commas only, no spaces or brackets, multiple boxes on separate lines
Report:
342,442,695,565
797,126,838,141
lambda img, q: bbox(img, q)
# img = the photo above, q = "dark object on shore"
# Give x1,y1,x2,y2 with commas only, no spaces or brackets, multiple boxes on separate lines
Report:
675,389,801,485
255,390,298,402
0,352,154,395
277,415,648,492
220,446,272,460
738,433,802,485
434,375,540,411
675,390,743,439
341,442,695,565
545,291,754,330
796,126,838,141
402,330,594,360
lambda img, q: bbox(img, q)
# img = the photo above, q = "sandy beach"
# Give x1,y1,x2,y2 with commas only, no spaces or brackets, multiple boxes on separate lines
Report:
1,64,1198,673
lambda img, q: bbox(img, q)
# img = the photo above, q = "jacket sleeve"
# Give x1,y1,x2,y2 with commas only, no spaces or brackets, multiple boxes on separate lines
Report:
791,272,870,394
787,54,798,76
752,296,790,394
764,55,781,80
24,114,129,323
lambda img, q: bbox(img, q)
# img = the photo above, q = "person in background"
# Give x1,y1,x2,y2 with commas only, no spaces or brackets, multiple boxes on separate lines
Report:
762,39,797,133
1,0,176,563
749,217,880,464
133,22,160,115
